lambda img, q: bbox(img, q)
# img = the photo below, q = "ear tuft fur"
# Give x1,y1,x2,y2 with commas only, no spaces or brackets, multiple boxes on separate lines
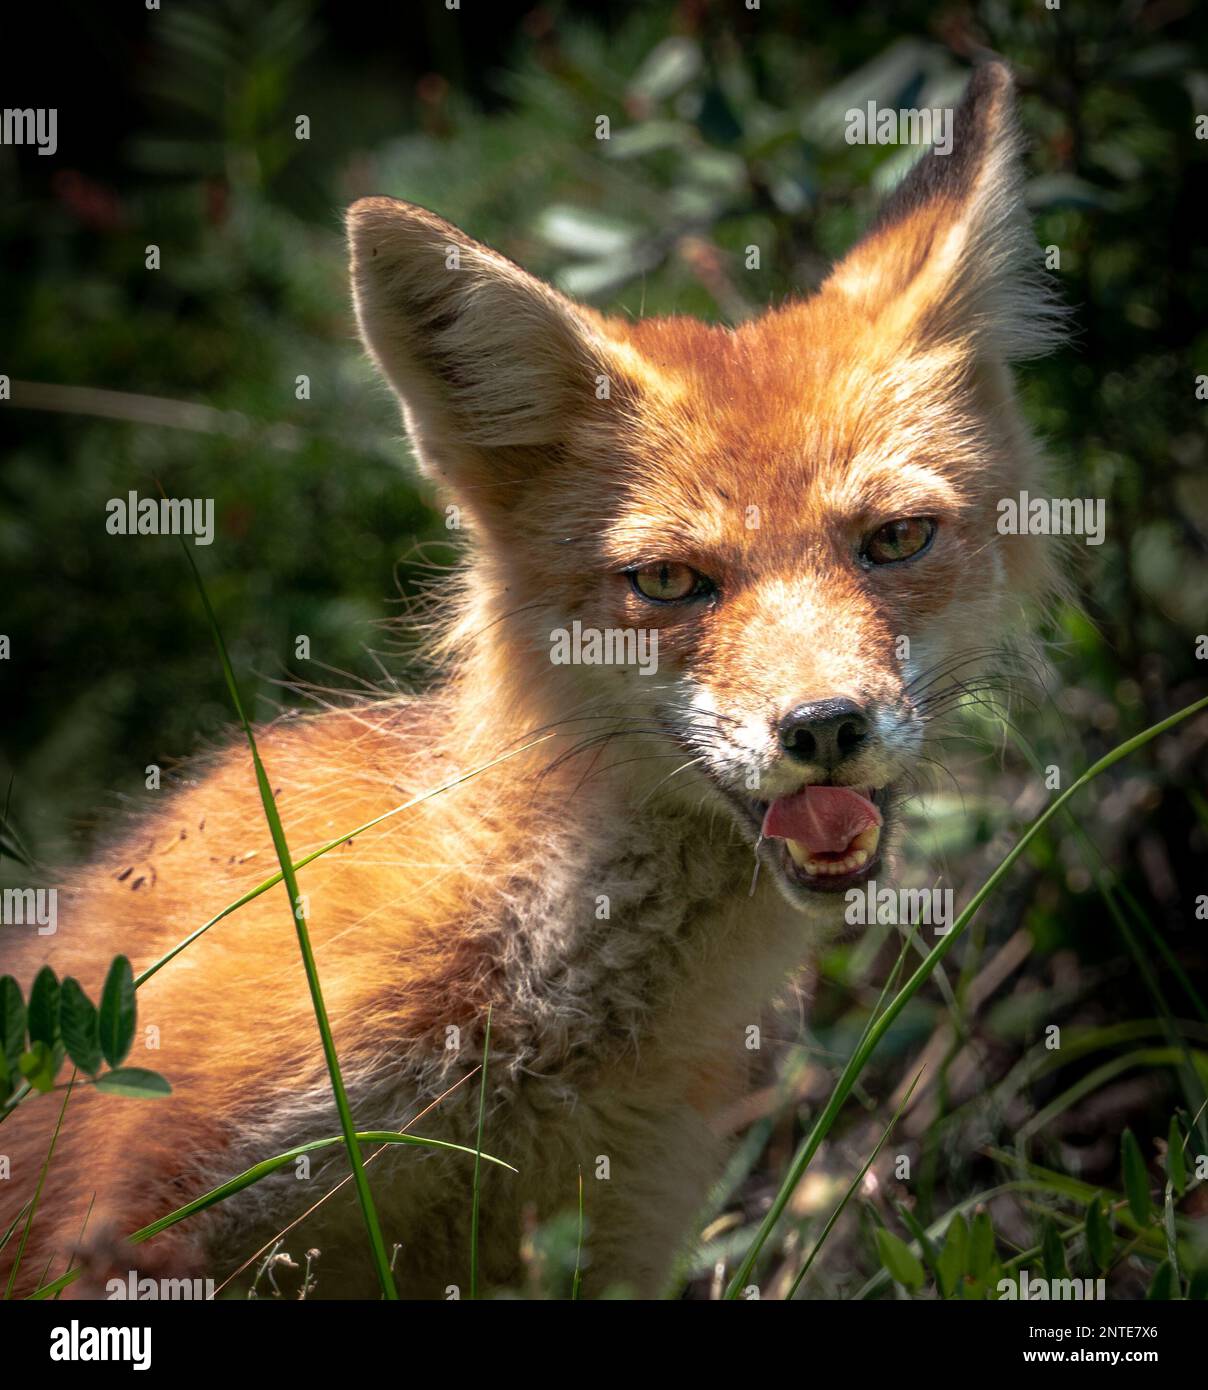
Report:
825,60,1068,362
346,198,617,460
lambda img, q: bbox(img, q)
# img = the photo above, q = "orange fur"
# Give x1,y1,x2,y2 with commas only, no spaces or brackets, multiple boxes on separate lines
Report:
0,62,1062,1299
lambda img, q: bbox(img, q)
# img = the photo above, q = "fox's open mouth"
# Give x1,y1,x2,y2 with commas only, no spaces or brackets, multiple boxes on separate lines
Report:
728,784,890,895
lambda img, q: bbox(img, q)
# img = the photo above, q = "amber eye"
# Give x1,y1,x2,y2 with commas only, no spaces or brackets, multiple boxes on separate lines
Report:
629,562,712,603
861,517,936,566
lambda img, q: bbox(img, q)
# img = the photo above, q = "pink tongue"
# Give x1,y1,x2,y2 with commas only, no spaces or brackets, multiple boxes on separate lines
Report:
761,786,881,855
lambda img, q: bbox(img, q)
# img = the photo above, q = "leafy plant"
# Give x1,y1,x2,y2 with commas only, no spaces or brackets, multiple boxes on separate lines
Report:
0,957,169,1113
870,1124,1207,1300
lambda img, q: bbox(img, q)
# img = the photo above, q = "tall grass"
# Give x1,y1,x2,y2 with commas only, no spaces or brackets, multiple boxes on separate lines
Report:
726,693,1208,1297
29,1129,517,1300
3,1077,73,1299
175,534,400,1298
470,1005,492,1299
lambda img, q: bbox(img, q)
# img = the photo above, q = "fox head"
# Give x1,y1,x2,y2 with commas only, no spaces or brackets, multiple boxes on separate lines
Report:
347,61,1064,912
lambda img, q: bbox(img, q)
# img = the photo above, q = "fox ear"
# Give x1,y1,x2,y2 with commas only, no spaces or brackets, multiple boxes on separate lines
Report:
823,61,1064,361
347,197,628,509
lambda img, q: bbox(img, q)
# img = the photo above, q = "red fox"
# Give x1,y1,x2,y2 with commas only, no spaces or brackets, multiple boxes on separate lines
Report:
1,61,1061,1298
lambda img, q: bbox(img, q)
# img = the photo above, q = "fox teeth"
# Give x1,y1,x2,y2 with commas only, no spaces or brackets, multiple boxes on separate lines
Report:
784,823,882,878
852,825,882,855
784,838,812,868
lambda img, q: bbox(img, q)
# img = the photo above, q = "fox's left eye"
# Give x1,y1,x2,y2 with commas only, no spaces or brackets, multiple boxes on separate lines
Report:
628,562,713,603
861,517,936,566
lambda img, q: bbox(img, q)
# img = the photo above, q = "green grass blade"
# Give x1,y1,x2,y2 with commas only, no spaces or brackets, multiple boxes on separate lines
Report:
470,1004,492,1300
134,735,552,989
788,1068,923,1299
0,1200,33,1255
60,1191,97,1300
1007,724,1208,1142
1017,1048,1194,1143
853,923,920,1054
28,1128,517,1300
0,777,34,870
1163,1184,1180,1284
1167,1115,1186,1194
177,536,397,1300
2,737,554,1128
1121,1128,1153,1224
725,694,1208,1298
4,1073,74,1299
573,1166,584,1301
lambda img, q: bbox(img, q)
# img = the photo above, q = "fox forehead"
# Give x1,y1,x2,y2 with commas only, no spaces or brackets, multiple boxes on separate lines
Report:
590,306,974,567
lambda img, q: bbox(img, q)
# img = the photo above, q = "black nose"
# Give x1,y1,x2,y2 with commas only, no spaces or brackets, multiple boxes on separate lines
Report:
778,698,870,767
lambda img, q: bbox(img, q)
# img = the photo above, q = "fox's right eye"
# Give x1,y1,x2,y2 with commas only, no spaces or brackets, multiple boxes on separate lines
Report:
861,516,936,566
628,562,713,603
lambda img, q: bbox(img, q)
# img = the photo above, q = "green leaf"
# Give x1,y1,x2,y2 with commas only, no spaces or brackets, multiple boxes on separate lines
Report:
1026,173,1118,213
18,1041,56,1093
987,1261,1006,1298
0,976,25,1070
969,1210,995,1282
1146,1260,1176,1300
875,1228,925,1291
1085,1194,1114,1273
27,967,60,1049
628,35,702,103
554,245,661,299
696,84,744,146
1188,1267,1208,1301
1041,1218,1068,1280
99,956,136,1068
895,1201,943,1293
94,1068,171,1099
59,978,102,1076
938,1214,968,1298
607,120,695,160
1121,1129,1152,1224
1111,42,1195,80
534,205,640,258
1166,1117,1186,1196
